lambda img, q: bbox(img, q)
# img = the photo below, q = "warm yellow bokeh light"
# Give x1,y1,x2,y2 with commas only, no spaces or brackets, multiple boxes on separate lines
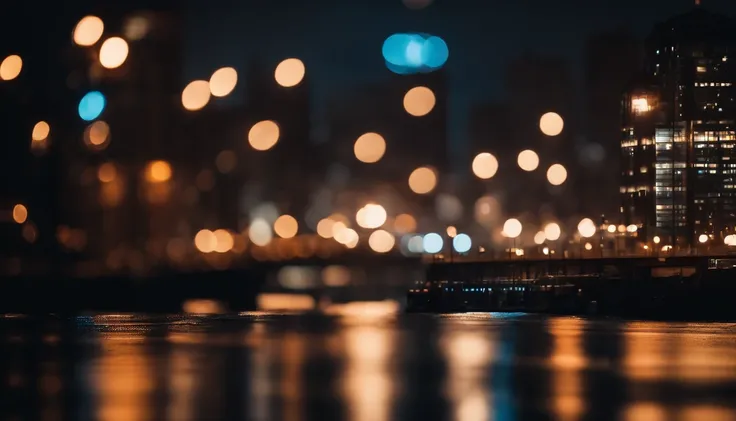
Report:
0,55,22,81
145,160,172,183
393,213,416,234
472,152,499,179
213,229,234,253
194,229,217,253
544,222,561,241
274,58,305,88
73,16,104,47
249,218,273,247
12,204,27,224
408,166,437,194
534,231,546,245
98,37,129,69
446,226,457,238
181,80,211,111
353,132,386,163
403,86,436,117
97,162,117,183
335,227,359,247
502,218,522,238
248,120,280,151
32,121,50,141
540,112,564,136
356,204,387,229
578,218,597,238
517,149,539,172
317,218,335,239
274,214,298,239
368,230,395,253
547,164,568,186
209,67,238,97
84,120,110,150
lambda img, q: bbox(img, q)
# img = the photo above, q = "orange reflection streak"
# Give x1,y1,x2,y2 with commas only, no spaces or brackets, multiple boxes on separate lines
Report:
342,325,396,421
548,317,587,421
441,328,494,421
92,333,154,421
622,322,669,381
679,405,736,421
673,324,736,383
166,342,196,421
622,402,666,421
281,333,305,421
248,324,273,421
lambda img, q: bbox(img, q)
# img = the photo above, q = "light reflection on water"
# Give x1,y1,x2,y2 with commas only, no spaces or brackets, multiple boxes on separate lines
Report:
2,312,736,421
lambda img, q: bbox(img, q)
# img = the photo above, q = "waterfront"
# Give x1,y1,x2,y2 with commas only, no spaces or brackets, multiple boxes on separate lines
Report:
2,310,736,421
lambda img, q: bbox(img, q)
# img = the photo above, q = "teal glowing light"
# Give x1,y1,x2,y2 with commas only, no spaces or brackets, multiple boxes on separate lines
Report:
78,91,106,121
382,33,449,74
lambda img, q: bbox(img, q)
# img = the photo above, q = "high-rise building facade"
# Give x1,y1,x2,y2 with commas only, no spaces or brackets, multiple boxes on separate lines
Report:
621,7,736,246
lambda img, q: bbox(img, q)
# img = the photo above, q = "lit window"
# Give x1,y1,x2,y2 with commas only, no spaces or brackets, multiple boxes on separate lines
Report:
632,97,652,114
697,66,707,73
640,166,648,173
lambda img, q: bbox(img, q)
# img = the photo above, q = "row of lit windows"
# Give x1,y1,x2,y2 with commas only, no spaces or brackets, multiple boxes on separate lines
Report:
695,82,733,87
620,186,650,193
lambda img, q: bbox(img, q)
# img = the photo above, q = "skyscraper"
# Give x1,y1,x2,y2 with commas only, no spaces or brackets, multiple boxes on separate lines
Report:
621,7,736,246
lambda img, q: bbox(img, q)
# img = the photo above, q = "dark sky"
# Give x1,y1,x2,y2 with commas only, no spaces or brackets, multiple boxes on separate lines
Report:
182,0,736,147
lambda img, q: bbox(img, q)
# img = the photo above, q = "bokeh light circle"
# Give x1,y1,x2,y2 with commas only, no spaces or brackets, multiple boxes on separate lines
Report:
78,91,106,121
517,150,539,171
546,164,568,186
502,218,522,238
540,112,564,136
354,132,386,163
577,218,597,238
544,222,561,241
368,230,396,253
32,121,50,141
248,120,280,151
408,166,437,194
452,233,471,253
98,37,129,69
0,55,23,81
423,232,443,254
181,80,211,111
382,33,448,74
274,214,298,239
209,67,238,97
73,16,104,46
472,152,498,179
403,86,436,116
274,58,305,87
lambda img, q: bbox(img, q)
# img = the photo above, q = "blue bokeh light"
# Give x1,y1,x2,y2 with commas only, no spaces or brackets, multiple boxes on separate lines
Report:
423,232,444,254
78,91,106,121
382,32,449,74
453,233,472,253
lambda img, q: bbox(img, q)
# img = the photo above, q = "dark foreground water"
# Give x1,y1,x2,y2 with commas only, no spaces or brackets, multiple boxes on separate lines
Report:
2,309,736,421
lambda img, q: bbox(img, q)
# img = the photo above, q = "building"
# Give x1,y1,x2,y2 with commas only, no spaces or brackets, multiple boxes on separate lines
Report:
621,7,736,246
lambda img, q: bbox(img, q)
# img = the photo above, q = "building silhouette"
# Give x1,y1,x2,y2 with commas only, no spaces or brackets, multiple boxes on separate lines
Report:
621,7,736,246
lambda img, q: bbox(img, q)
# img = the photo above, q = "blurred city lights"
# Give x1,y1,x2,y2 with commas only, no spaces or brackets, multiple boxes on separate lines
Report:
274,58,305,87
84,121,110,150
317,218,335,239
124,16,149,41
181,80,211,111
194,229,217,253
209,67,238,97
73,16,104,46
368,230,395,253
0,55,22,81
97,163,117,183
517,149,539,171
31,121,50,142
502,218,522,238
213,229,234,253
618,224,627,233
452,233,471,253
584,242,593,251
472,152,499,179
626,224,638,233
335,227,359,247
98,37,129,69
78,91,106,121
539,112,564,136
534,231,546,245
408,166,437,194
274,215,299,239
353,132,386,163
407,234,424,253
725,235,736,246
577,218,596,238
248,120,280,151
544,222,561,241
698,234,708,244
393,213,417,234
12,204,27,224
446,225,457,238
382,33,448,74
403,86,436,116
356,204,387,229
607,225,616,233
546,164,568,186
423,232,443,253
653,235,661,244
215,150,237,174
249,218,273,247
145,160,172,183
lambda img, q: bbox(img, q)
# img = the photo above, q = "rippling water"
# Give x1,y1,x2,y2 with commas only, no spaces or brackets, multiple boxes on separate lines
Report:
2,310,736,421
